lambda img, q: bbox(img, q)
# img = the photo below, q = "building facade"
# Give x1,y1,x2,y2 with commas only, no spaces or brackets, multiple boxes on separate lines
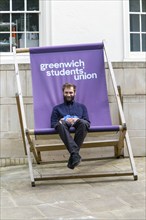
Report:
0,0,146,166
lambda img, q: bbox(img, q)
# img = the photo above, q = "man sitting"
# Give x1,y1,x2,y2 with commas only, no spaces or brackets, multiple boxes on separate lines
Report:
51,83,90,169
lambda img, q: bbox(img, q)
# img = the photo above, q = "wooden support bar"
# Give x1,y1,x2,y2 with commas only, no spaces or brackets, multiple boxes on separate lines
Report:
25,131,40,164
16,48,30,53
15,93,27,155
35,140,118,152
34,171,134,181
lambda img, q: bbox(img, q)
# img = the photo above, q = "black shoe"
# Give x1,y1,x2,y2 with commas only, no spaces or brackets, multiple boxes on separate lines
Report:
67,155,74,169
67,153,81,169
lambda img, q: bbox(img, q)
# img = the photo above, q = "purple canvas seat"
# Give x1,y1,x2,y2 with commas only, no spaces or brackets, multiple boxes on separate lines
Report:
30,43,120,135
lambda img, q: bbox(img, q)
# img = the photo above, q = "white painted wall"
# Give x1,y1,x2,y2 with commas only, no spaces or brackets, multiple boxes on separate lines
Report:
51,1,124,61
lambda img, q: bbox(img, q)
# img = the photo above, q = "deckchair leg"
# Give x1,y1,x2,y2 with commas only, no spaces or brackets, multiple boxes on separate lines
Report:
15,96,36,185
26,130,41,164
125,132,138,180
114,145,124,158
116,129,126,158
15,94,27,155
31,182,36,187
37,150,42,161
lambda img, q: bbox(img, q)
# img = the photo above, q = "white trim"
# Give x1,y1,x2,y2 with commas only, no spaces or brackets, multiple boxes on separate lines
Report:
123,0,146,61
0,52,30,64
39,0,52,46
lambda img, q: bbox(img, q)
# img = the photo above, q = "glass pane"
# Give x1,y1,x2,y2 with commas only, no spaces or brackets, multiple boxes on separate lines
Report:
0,33,10,52
12,0,24,11
130,14,140,32
141,15,146,32
129,0,140,12
0,14,10,32
13,33,24,48
26,33,39,47
27,0,39,11
142,34,146,51
18,33,25,48
12,14,24,31
142,0,146,12
26,14,39,31
130,34,140,51
0,0,9,11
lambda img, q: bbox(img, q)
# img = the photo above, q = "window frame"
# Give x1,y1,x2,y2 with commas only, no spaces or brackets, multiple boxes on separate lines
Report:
0,0,40,53
0,0,52,64
123,0,146,61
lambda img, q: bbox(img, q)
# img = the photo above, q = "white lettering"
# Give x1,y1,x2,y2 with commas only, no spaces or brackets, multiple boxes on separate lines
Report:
40,59,97,81
74,73,97,81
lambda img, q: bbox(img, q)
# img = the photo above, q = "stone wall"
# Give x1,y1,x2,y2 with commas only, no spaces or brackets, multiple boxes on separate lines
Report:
0,62,145,166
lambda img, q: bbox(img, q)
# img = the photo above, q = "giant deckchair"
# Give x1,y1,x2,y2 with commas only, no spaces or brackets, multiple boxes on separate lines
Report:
14,42,138,186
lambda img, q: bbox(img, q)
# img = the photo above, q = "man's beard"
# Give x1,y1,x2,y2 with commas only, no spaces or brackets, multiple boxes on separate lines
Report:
64,95,75,103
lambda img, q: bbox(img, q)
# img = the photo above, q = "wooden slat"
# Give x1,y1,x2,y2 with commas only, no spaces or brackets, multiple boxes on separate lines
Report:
35,139,118,151
34,171,134,181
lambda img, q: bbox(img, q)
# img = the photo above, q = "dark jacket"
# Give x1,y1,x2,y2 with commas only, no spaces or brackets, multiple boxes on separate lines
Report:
51,101,90,128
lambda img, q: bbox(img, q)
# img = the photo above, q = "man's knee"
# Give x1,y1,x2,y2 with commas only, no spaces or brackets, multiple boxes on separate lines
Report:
55,120,70,131
74,119,90,131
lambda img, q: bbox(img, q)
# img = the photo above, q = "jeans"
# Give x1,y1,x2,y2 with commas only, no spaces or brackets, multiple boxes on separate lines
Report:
55,119,90,154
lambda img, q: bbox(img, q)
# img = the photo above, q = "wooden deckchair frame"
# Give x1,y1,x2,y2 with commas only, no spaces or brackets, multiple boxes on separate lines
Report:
13,43,138,186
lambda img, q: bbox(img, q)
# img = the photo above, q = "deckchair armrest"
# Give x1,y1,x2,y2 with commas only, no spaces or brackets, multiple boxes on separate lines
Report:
26,124,126,135
89,125,126,132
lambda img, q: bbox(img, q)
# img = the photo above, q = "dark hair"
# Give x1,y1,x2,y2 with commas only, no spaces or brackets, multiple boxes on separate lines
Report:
62,83,76,92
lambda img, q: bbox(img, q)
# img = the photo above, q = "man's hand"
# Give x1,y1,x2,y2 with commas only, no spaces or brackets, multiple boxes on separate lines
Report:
66,117,79,125
59,115,79,125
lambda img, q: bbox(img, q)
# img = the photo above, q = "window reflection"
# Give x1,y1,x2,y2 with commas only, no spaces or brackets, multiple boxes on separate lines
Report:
142,0,146,12
129,0,140,12
0,33,10,52
26,14,39,31
12,0,24,11
142,34,146,51
130,15,140,32
26,33,39,47
0,0,9,11
0,14,10,32
141,15,146,32
27,0,39,11
12,14,24,32
130,34,140,51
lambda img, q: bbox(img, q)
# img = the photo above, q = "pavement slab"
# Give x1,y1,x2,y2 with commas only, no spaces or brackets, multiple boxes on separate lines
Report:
0,157,145,220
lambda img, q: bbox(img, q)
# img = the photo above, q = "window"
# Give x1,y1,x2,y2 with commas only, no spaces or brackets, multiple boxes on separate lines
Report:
0,0,39,52
129,0,146,52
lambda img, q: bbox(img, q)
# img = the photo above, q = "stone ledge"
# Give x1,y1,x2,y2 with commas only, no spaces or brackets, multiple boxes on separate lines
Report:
0,97,33,104
0,64,30,71
123,95,146,103
0,157,35,167
0,62,146,71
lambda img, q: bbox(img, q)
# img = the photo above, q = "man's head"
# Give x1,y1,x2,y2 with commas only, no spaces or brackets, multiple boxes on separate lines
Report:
62,83,76,103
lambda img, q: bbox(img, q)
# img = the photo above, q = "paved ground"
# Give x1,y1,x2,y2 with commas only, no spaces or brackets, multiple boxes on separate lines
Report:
0,157,145,220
